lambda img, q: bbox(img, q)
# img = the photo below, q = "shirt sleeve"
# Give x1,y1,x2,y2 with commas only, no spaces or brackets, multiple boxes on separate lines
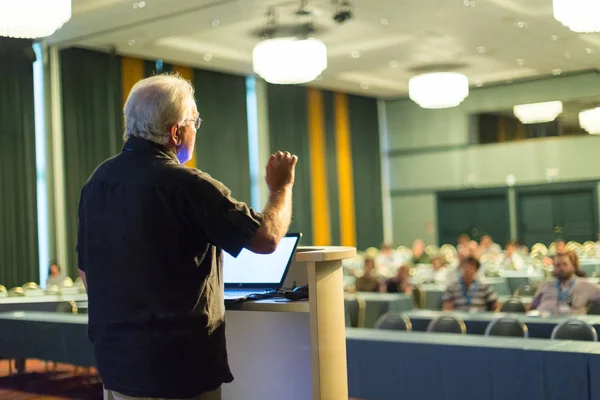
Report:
485,284,498,303
441,285,455,302
530,283,546,309
182,170,263,257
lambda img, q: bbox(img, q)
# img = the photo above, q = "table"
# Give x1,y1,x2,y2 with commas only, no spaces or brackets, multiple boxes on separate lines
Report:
581,261,600,277
0,294,88,313
482,277,511,296
345,293,413,328
499,270,545,293
417,283,445,310
403,310,600,338
346,328,600,400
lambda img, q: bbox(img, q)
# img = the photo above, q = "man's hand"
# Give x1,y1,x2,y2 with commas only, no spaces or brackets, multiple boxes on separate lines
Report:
266,151,298,193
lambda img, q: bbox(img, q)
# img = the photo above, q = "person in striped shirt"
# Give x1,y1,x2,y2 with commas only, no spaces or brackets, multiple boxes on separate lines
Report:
442,257,498,312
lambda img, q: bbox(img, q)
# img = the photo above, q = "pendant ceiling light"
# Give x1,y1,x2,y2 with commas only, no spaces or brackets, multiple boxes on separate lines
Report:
253,37,327,85
513,101,563,124
408,72,469,109
553,0,600,33
0,0,71,38
579,107,600,134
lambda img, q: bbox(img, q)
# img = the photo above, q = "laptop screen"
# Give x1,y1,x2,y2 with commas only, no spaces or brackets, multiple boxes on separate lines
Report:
223,233,301,288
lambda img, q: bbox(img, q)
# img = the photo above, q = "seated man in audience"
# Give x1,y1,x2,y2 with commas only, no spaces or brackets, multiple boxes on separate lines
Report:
411,239,430,264
479,235,502,256
354,256,381,292
530,252,600,315
383,265,413,295
46,261,66,288
426,255,451,285
375,243,401,276
442,257,498,312
502,241,525,270
457,234,470,253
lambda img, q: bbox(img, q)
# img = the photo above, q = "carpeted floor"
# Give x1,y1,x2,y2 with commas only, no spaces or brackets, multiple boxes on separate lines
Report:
0,360,102,400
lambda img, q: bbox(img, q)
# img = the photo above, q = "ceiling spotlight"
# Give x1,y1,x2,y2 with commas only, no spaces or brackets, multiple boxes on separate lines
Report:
204,53,213,61
350,50,360,59
211,19,220,27
380,18,389,25
552,68,562,75
516,21,528,28
360,82,370,89
475,80,483,87
516,58,524,66
333,0,353,24
587,48,594,54
476,46,486,53
551,34,559,41
127,39,136,46
389,60,399,68
133,1,146,9
463,0,475,7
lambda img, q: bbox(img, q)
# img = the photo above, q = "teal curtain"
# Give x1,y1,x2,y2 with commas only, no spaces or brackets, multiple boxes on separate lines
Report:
60,48,122,276
144,59,172,77
348,95,384,250
0,38,39,288
193,69,252,205
266,84,313,245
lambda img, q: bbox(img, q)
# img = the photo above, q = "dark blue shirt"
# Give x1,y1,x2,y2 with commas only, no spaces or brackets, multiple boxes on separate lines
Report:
77,137,262,398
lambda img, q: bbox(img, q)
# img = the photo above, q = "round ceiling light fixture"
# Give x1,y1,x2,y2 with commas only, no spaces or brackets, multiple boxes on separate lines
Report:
253,37,327,84
553,0,600,33
0,0,71,38
579,107,600,134
513,101,563,124
408,72,470,109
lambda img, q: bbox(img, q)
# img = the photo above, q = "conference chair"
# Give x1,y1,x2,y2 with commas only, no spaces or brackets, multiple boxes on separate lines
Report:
412,286,423,309
588,301,600,315
374,313,412,331
426,315,467,334
0,285,6,295
345,293,366,328
500,298,527,313
8,287,25,297
514,284,536,297
551,319,598,342
485,316,528,338
22,282,39,290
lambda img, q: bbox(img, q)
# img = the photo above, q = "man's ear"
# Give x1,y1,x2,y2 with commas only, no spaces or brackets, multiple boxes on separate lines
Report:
169,124,180,146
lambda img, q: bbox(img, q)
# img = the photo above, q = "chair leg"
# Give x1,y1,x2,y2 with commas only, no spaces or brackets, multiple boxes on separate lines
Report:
8,359,12,375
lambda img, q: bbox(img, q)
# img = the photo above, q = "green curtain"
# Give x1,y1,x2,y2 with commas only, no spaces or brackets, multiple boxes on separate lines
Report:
0,38,39,288
348,95,384,250
266,84,313,245
193,69,252,205
60,48,122,276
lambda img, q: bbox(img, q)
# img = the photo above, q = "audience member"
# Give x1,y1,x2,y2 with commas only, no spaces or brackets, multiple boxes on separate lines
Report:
354,257,381,293
479,235,501,256
530,252,600,315
46,261,66,287
442,257,498,312
383,265,413,295
459,240,480,262
502,241,524,270
514,238,529,256
375,243,402,276
429,255,450,285
457,234,470,252
411,239,430,264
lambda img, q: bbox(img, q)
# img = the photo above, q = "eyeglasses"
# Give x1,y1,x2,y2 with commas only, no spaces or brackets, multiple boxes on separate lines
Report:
183,117,203,130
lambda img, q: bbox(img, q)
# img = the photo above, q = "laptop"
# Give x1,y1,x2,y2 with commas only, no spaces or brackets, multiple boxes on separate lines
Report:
223,233,302,301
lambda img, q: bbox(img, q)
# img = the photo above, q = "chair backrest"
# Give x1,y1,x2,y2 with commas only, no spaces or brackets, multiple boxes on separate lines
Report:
412,286,423,309
374,313,412,331
427,315,466,334
345,294,366,328
551,319,598,342
485,316,528,338
8,287,25,297
500,298,527,313
56,301,78,314
514,284,536,297
22,282,39,290
0,285,6,294
588,301,600,315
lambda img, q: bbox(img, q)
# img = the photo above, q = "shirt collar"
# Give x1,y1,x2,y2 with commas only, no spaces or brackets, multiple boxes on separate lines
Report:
122,137,179,163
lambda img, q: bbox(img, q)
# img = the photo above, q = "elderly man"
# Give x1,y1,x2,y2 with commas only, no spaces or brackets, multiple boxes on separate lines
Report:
77,74,297,400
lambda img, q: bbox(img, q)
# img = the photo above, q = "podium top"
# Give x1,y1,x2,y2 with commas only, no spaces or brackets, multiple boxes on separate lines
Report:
294,246,356,263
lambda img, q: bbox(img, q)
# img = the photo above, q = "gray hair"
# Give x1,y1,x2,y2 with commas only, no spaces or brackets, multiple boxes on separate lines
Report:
123,74,195,145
